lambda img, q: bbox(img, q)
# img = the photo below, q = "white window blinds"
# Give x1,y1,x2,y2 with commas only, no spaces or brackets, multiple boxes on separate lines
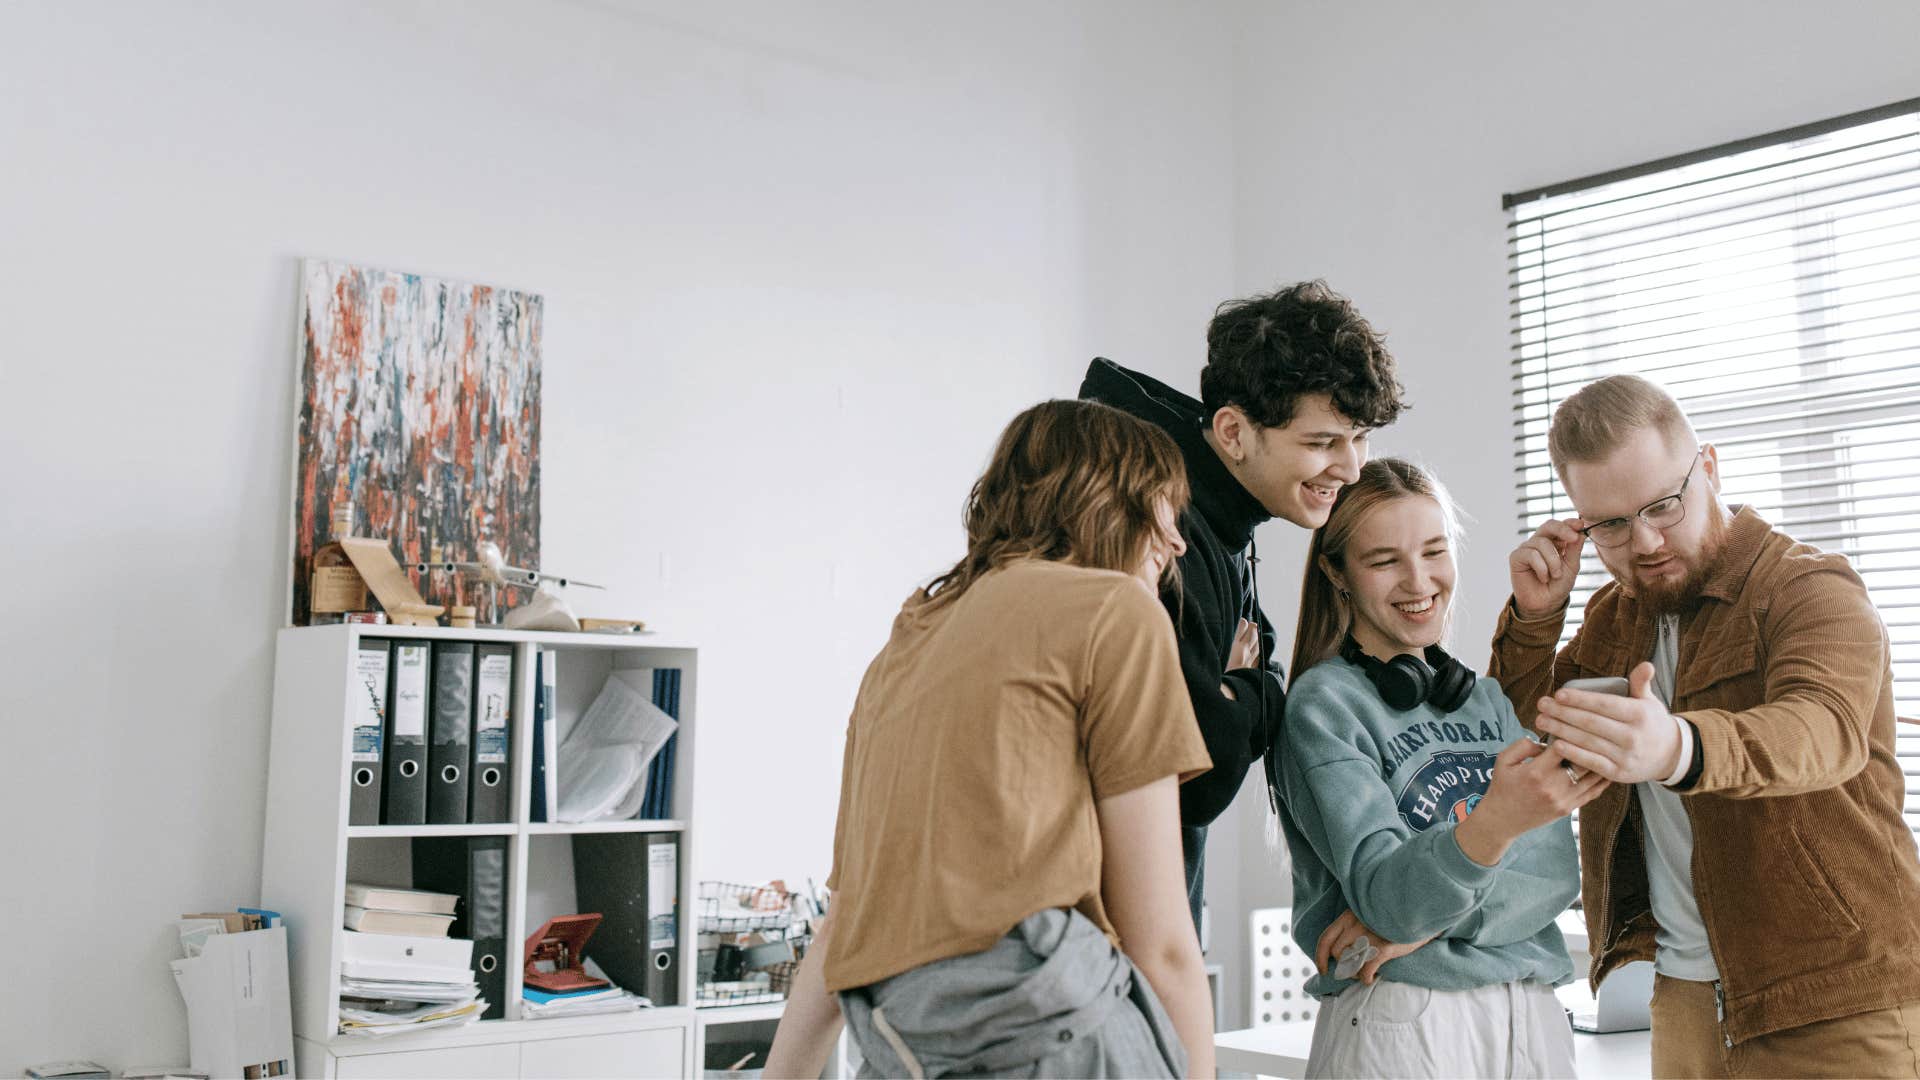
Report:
1505,99,1920,831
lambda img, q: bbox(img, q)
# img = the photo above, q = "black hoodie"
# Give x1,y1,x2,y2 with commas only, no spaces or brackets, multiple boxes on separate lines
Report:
1080,358,1287,927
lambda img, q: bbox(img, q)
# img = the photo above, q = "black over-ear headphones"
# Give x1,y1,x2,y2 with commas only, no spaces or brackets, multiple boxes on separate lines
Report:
1340,637,1477,713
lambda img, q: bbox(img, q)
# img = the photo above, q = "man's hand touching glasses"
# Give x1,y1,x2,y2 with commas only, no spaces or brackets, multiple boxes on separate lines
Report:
1509,517,1587,620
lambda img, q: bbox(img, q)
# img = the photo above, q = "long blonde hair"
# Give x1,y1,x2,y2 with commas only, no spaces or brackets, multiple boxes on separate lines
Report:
1290,458,1462,676
923,399,1189,609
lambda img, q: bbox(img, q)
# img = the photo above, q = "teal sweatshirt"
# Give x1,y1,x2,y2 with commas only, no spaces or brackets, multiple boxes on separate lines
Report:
1276,656,1577,999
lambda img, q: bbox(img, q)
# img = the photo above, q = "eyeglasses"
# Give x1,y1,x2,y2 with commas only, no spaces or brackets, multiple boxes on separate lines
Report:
1578,449,1703,549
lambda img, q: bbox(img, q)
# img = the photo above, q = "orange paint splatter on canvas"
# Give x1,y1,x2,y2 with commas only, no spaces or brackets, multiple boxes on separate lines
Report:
291,261,542,625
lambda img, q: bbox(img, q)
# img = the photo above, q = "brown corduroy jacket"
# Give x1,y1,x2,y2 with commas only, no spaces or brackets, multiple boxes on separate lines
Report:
1490,506,1920,1045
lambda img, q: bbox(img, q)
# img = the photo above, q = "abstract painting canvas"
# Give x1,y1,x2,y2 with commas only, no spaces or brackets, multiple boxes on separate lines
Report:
290,259,542,625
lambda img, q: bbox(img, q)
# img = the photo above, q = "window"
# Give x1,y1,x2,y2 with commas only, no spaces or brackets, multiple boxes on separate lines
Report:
1505,99,1920,835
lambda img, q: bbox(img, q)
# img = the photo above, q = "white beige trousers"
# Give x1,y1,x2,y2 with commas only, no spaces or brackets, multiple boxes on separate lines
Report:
1306,978,1576,1079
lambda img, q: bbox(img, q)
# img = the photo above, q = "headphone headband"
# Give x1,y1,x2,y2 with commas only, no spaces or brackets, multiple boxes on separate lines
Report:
1340,636,1476,713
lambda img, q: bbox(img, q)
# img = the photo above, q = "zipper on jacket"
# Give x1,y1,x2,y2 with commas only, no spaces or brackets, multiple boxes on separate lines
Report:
1714,981,1731,1048
1680,761,1733,1052
1593,804,1631,973
1588,622,1658,969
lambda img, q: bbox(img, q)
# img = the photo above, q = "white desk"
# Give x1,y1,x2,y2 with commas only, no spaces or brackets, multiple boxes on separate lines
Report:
1214,982,1650,1078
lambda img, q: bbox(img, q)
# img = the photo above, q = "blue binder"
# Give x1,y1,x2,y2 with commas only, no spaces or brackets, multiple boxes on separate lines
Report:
642,669,680,820
530,650,552,822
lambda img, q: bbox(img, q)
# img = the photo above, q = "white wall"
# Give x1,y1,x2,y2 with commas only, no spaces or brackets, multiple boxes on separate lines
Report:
1226,0,1920,1027
10,0,1919,1066
0,1,1236,1068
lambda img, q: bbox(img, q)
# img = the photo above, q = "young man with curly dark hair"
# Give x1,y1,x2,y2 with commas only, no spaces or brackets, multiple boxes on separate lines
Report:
1081,280,1407,932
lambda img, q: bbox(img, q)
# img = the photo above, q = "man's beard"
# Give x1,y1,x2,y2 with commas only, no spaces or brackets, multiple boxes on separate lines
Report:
1636,508,1732,615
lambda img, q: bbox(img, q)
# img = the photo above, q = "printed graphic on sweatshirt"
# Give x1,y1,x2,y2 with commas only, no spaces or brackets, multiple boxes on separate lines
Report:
1396,749,1496,831
1379,716,1504,781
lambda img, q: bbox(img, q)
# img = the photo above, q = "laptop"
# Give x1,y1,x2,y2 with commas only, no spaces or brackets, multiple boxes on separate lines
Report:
1570,960,1655,1033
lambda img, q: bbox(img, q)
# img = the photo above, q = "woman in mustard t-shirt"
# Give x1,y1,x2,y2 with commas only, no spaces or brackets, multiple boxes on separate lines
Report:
767,399,1217,1078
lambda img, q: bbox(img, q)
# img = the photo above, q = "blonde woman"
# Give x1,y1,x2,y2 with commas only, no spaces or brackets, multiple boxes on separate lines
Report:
1275,458,1599,1079
767,399,1216,1079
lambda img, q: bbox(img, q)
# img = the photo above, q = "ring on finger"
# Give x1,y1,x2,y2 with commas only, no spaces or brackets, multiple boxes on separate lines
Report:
1562,762,1582,785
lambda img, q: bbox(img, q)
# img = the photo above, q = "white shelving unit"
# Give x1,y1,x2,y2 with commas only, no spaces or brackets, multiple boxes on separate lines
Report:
261,624,703,1079
694,1002,854,1078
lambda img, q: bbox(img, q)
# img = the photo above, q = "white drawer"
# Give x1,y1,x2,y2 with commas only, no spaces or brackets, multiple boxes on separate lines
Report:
519,1027,685,1078
336,1042,520,1079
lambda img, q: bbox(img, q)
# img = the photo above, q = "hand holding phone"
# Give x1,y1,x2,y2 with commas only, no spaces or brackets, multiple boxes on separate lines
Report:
1535,677,1628,743
1538,664,1680,785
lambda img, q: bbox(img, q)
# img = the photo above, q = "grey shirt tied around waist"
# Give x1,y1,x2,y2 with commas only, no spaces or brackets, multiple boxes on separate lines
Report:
836,907,1187,1079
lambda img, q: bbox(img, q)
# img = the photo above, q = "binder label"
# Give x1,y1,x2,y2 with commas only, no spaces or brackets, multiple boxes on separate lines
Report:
476,652,512,764
648,840,677,949
393,644,429,738
353,647,389,762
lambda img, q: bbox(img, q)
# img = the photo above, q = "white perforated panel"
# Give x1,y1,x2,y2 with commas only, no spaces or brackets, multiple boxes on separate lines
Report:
1249,906,1317,1027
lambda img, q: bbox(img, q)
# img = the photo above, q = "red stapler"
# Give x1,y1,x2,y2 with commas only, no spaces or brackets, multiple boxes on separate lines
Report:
524,913,611,993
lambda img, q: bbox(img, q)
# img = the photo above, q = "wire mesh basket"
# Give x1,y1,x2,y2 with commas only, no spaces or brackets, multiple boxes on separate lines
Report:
696,881,806,1006
698,881,796,934
697,958,797,1007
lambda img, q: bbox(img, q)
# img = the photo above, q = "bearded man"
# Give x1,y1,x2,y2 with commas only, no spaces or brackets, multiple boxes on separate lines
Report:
1491,374,1920,1079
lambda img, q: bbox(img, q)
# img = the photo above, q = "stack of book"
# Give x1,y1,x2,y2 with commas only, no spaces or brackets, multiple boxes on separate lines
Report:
521,985,648,1019
343,882,457,937
338,883,483,1035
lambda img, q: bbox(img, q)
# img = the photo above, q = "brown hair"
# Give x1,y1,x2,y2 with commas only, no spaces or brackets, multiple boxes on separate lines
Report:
1201,279,1407,429
1290,458,1462,676
923,399,1189,609
1548,374,1696,479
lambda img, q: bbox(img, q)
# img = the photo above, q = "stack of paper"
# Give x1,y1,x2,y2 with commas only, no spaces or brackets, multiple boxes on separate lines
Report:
337,995,486,1036
169,926,294,1077
338,930,485,1036
521,985,649,1019
24,1062,110,1079
557,672,677,823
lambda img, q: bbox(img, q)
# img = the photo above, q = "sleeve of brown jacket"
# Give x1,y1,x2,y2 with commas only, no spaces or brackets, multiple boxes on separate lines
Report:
1683,563,1887,799
1489,567,1889,800
1487,598,1582,733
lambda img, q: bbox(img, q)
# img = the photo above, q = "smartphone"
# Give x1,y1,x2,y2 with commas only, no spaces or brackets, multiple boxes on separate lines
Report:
1537,676,1631,744
1563,676,1630,696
